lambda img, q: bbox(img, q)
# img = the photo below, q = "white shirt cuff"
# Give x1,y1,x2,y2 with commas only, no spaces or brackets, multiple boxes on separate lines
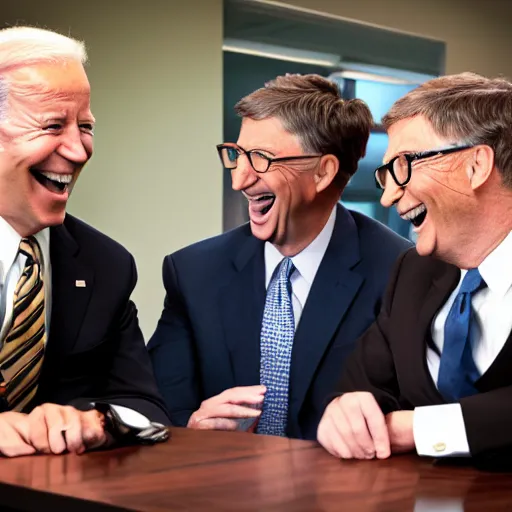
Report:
413,404,470,457
106,404,152,429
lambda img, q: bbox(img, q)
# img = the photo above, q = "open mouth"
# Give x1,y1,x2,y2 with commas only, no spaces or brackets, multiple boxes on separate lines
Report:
30,169,73,195
249,194,276,216
400,203,427,228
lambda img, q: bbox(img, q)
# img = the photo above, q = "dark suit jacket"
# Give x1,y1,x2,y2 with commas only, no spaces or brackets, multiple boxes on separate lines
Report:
148,205,410,439
31,214,169,424
339,247,512,463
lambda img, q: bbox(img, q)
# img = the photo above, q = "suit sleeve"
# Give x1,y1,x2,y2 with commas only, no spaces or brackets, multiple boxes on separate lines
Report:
74,255,170,424
147,255,200,427
460,387,512,462
336,251,410,414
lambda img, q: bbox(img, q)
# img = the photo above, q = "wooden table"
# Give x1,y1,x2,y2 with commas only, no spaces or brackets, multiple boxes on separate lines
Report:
0,427,510,511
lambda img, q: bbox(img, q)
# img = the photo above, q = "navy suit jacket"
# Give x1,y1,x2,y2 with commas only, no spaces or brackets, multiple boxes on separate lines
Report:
31,214,169,424
148,205,411,439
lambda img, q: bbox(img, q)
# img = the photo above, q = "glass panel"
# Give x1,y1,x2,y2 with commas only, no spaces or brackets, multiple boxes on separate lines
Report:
355,80,417,122
347,132,389,193
341,200,377,218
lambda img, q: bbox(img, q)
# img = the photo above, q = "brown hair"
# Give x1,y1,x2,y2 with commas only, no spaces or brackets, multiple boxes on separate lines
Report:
234,74,373,188
383,72,512,188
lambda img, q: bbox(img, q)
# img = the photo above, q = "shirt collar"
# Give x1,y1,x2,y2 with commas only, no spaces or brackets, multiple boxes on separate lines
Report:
476,230,512,298
264,206,337,288
0,216,51,281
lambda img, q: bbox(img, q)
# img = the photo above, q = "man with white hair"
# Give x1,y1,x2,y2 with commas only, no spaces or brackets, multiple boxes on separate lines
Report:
0,26,169,457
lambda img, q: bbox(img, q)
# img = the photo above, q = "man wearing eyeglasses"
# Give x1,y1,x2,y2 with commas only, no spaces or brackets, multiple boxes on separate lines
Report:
318,72,512,467
148,74,410,440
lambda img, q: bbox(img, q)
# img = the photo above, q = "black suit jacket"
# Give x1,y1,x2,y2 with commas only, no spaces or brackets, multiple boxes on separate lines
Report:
148,205,410,439
339,247,512,462
31,214,169,424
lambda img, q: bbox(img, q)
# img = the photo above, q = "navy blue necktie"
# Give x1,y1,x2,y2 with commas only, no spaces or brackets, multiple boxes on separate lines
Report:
437,268,486,402
257,257,295,436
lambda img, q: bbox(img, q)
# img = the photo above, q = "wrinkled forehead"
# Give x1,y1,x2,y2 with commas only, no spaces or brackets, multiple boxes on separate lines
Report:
238,116,303,153
383,115,448,163
2,60,90,105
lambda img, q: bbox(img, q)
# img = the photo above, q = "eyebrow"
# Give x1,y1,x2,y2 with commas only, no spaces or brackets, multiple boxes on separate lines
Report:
41,113,96,124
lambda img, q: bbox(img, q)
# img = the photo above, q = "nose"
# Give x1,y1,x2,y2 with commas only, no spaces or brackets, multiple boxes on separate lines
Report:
380,175,405,208
57,126,91,164
231,154,258,191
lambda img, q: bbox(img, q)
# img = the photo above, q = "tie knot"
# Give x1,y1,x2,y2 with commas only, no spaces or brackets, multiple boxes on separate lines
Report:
459,268,485,295
19,236,42,265
278,257,295,281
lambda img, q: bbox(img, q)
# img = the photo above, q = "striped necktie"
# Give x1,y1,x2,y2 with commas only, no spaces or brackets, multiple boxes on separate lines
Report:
0,237,46,411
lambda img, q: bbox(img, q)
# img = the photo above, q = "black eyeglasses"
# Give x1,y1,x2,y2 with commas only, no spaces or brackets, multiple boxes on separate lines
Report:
374,144,475,190
216,144,322,174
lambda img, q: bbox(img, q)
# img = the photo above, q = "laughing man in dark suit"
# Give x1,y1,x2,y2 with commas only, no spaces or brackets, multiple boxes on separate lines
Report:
148,74,410,440
0,26,168,457
318,72,512,466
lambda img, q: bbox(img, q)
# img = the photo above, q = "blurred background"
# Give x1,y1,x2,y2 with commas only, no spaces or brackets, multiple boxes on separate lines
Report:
2,0,511,336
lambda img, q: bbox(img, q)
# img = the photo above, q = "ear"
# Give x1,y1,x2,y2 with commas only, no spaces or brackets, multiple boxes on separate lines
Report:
468,145,495,190
314,154,339,193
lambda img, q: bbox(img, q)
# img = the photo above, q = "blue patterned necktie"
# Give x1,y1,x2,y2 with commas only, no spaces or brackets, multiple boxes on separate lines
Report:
257,257,295,436
437,268,486,402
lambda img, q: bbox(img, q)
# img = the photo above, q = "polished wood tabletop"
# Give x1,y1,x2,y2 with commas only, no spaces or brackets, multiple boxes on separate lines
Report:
0,427,510,511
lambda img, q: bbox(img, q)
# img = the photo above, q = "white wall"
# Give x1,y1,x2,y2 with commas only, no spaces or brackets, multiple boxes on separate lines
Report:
280,0,512,77
1,0,223,337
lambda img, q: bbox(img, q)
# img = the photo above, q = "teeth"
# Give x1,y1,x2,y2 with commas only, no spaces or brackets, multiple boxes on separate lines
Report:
250,194,275,201
400,204,426,221
39,171,73,184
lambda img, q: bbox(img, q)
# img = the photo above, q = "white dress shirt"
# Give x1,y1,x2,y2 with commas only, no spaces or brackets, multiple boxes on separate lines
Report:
0,216,149,429
414,230,512,457
264,207,336,328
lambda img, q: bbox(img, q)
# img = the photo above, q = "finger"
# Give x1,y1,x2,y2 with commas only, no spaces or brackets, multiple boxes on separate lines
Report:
317,411,351,459
325,400,366,459
335,406,370,460
359,396,390,459
192,417,239,430
329,418,352,460
0,436,36,457
198,403,262,421
6,412,32,445
0,422,36,458
340,398,377,459
80,410,108,453
44,405,70,454
27,406,52,454
61,407,85,454
216,386,266,405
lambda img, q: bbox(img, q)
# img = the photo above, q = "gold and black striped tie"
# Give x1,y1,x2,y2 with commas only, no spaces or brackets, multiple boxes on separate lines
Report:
0,237,46,412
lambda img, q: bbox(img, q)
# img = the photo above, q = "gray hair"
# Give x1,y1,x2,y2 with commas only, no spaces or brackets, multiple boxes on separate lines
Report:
383,72,512,188
0,26,87,121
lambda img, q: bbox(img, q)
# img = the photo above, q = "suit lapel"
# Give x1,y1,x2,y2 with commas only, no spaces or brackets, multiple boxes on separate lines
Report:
411,263,460,403
290,205,364,418
47,220,94,357
220,229,265,387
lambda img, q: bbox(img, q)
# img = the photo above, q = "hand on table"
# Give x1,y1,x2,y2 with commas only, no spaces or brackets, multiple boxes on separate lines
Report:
187,385,266,431
26,403,110,455
318,392,414,460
